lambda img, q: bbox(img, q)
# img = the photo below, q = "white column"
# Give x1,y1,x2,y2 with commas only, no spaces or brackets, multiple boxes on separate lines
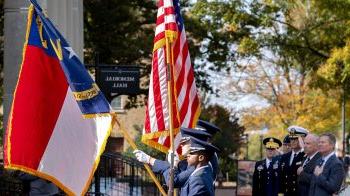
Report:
3,0,84,128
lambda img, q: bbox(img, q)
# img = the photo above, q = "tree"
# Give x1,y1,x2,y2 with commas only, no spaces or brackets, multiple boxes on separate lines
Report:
189,0,350,83
83,0,221,108
83,0,156,66
188,0,350,139
317,41,350,91
200,104,245,181
224,61,341,135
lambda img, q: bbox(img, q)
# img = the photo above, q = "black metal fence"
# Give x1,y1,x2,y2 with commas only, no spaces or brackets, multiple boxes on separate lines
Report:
0,175,24,195
0,153,165,196
88,152,165,196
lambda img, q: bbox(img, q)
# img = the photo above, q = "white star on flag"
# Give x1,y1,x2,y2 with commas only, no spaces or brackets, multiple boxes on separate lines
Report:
64,47,77,59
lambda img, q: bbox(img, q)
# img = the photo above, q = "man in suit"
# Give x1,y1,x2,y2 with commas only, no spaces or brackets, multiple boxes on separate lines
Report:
296,133,321,196
309,133,345,196
252,137,282,196
278,125,308,196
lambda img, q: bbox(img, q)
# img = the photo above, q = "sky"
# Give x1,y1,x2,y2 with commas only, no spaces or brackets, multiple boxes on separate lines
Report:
204,68,270,113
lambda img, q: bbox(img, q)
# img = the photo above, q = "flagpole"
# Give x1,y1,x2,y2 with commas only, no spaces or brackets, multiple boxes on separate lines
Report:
115,118,167,196
165,36,175,196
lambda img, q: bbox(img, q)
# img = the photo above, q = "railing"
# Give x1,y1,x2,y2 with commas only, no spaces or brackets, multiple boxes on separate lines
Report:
0,175,24,195
0,162,25,195
89,152,165,196
0,153,165,196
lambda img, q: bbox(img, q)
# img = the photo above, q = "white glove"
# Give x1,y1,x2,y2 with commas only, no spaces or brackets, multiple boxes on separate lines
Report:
167,150,180,165
133,149,151,164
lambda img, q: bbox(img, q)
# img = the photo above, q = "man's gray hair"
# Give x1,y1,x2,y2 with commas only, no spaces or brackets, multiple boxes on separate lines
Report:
320,133,336,147
307,133,319,144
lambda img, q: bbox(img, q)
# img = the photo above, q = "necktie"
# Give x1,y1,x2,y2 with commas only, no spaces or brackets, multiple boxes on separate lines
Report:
290,152,298,166
318,159,325,167
303,157,310,167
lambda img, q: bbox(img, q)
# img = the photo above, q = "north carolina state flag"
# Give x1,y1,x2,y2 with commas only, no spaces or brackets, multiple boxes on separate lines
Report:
4,0,115,195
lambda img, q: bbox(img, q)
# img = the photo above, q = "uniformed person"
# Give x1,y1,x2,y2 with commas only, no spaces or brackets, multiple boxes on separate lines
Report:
252,137,282,196
180,137,219,196
278,125,308,196
196,120,220,182
161,127,213,188
133,120,220,189
196,119,221,141
133,127,211,177
282,135,291,154
162,124,220,187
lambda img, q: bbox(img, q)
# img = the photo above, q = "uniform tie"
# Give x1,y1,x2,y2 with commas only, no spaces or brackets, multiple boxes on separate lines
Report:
290,152,298,166
318,159,325,167
303,157,310,167
266,159,271,168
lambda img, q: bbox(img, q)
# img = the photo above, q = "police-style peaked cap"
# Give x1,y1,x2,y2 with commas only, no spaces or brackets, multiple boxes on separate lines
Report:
196,120,221,136
263,137,282,149
180,127,212,143
283,135,290,144
189,137,220,155
287,125,308,138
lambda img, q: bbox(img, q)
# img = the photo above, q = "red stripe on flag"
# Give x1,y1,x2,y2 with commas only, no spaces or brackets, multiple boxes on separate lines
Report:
164,7,176,15
179,44,193,121
154,32,165,44
152,51,166,131
8,46,68,169
144,103,151,134
163,136,170,150
175,63,185,97
189,95,200,127
158,0,164,7
172,33,181,69
156,15,164,26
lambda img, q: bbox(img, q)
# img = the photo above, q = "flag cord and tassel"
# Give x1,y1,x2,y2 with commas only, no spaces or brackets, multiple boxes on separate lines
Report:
115,118,167,196
165,36,176,196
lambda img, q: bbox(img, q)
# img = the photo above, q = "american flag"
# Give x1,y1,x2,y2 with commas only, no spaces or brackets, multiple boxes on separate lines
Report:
142,0,201,153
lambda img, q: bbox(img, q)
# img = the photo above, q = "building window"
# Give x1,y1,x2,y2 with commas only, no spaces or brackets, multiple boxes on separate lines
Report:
111,96,123,111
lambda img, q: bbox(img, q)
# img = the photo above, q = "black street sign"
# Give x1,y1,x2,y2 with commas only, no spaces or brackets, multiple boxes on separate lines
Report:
97,66,140,95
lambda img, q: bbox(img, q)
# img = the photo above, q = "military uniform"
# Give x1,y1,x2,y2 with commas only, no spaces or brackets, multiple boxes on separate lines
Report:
180,137,219,196
196,120,221,182
278,125,308,196
252,158,280,196
153,122,220,188
278,150,305,195
161,154,219,188
252,137,281,196
181,165,214,196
